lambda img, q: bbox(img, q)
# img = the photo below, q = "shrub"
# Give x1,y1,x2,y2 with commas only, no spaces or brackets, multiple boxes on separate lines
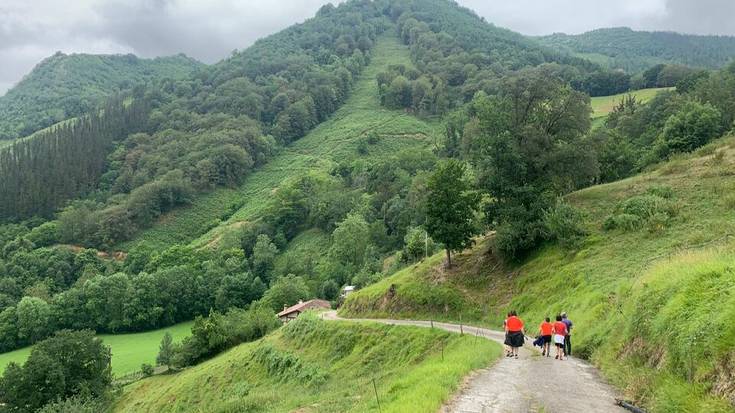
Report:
543,201,588,250
604,193,677,232
661,101,722,154
604,213,642,231
37,395,107,413
141,363,154,377
646,185,674,199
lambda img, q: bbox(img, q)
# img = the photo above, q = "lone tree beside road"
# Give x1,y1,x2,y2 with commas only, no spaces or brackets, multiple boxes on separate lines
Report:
425,159,481,267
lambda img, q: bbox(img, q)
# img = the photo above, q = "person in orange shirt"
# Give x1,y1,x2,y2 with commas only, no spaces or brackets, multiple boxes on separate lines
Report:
538,317,553,357
505,310,525,359
552,315,567,361
502,312,512,357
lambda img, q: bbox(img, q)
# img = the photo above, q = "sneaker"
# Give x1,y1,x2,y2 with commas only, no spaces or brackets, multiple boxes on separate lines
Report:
555,355,559,359
541,350,545,356
515,354,518,359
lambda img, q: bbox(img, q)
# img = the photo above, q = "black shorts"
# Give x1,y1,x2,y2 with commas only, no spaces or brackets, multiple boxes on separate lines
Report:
541,335,551,344
508,331,524,348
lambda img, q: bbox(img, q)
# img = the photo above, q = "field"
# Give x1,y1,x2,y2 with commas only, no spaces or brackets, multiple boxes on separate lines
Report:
0,321,192,376
119,35,440,251
111,314,500,413
591,87,673,120
342,135,735,412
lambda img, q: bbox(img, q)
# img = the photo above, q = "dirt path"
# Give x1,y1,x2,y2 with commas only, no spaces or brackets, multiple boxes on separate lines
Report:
323,311,625,413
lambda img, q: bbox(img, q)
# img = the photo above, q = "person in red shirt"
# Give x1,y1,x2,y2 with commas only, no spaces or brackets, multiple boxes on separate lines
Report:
552,315,567,361
505,310,525,359
538,317,553,357
502,312,512,357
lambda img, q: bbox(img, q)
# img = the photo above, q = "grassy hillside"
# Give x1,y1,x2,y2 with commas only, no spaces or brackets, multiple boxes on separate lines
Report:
342,135,735,411
111,314,500,413
0,53,202,140
0,321,192,376
538,27,735,72
119,35,439,251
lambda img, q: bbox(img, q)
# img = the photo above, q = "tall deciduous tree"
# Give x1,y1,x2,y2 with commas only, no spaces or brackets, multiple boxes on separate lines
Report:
425,159,480,267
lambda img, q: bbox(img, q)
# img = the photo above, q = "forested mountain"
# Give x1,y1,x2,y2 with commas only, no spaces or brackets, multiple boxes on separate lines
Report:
0,53,203,140
538,27,735,73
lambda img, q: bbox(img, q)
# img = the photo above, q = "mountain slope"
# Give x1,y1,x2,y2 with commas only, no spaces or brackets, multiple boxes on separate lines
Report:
119,34,439,251
538,27,735,73
0,53,203,140
342,135,735,412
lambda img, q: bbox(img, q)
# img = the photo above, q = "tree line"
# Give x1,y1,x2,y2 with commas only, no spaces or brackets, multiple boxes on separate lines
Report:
0,96,150,220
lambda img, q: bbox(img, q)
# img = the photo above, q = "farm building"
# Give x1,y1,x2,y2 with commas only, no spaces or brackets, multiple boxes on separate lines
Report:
277,299,331,323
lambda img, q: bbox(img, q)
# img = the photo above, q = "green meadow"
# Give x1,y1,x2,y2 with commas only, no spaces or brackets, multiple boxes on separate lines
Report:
591,87,673,119
0,321,192,376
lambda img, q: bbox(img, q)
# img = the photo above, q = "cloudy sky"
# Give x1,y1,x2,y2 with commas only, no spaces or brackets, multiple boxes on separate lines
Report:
1,0,733,95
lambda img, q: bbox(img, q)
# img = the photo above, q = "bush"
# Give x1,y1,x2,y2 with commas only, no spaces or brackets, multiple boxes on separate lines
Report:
662,101,722,154
603,213,642,231
141,363,154,377
604,193,677,232
37,395,107,413
543,201,588,250
646,185,674,199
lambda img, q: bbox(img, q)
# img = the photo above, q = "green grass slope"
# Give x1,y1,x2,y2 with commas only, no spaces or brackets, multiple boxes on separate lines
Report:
119,35,439,251
342,136,735,411
0,321,192,376
111,314,500,413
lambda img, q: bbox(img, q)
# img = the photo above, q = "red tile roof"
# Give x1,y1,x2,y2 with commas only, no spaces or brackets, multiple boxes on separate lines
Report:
277,299,331,317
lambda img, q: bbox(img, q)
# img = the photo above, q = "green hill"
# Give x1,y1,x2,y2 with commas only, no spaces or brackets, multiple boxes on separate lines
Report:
342,135,735,412
538,27,735,73
0,53,203,140
111,314,499,413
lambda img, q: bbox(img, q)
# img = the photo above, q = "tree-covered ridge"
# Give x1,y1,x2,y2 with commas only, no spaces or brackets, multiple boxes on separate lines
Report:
0,53,203,140
538,27,735,73
375,0,635,111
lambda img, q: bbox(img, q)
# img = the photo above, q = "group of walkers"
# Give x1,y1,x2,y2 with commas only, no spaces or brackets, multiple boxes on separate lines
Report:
503,311,573,360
